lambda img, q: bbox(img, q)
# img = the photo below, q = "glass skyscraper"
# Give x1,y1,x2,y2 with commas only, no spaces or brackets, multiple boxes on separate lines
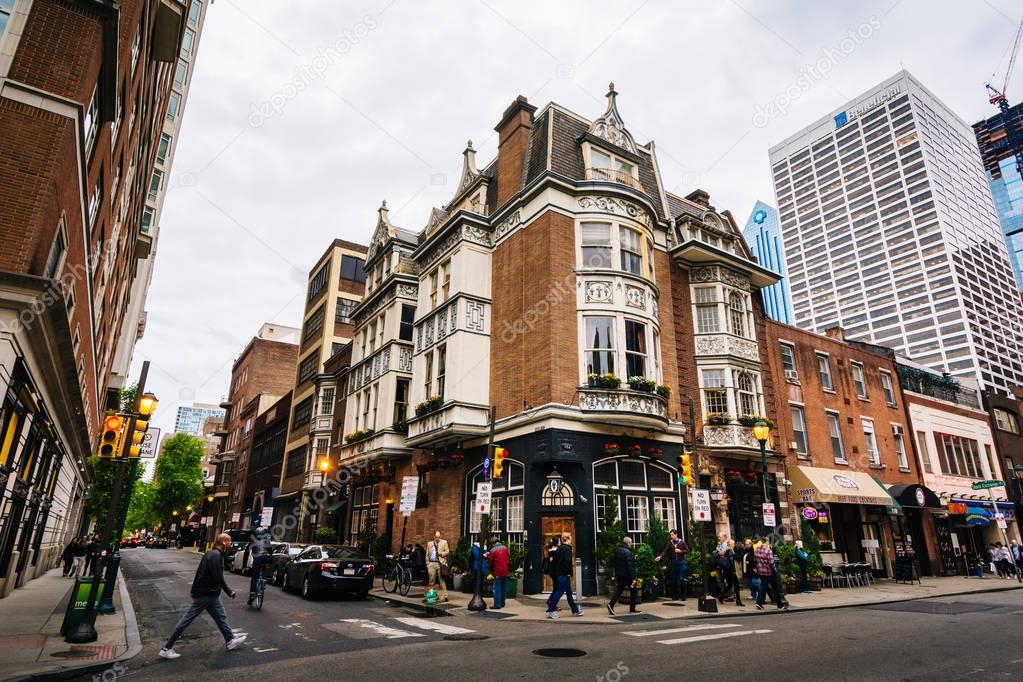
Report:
741,201,792,324
174,403,225,438
974,101,1023,291
769,70,1023,393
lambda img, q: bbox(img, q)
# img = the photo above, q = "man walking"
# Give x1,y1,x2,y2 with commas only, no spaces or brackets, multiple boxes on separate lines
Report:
546,533,582,619
656,529,688,601
607,537,638,616
488,536,510,609
159,533,247,659
71,536,88,577
425,530,450,603
754,537,787,611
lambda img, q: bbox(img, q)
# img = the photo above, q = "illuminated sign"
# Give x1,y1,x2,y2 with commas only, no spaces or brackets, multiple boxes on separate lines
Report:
947,503,968,515
801,507,818,520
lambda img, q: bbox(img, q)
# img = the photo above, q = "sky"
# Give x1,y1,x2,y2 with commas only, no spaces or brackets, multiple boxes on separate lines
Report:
130,0,1023,436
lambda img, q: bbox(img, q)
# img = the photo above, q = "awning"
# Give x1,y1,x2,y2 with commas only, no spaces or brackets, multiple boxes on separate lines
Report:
887,483,943,509
789,465,896,506
325,499,346,514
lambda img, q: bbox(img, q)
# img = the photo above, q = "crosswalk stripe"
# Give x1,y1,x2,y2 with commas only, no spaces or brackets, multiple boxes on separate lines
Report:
625,623,742,637
657,629,772,645
392,618,476,635
337,618,425,639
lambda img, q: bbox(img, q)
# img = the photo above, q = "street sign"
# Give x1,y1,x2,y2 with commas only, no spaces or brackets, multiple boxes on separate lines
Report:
230,513,240,523
995,512,1007,530
482,457,491,472
260,506,273,528
763,502,776,527
971,479,1004,490
138,427,160,458
692,488,711,522
399,475,419,516
476,482,493,514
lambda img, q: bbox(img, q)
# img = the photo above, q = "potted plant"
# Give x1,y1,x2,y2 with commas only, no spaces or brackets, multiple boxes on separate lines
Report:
646,446,664,457
588,373,622,389
344,427,375,444
705,413,731,426
452,536,470,591
656,384,671,399
415,396,444,417
627,376,657,392
314,527,338,544
507,541,525,599
627,444,642,457
603,442,621,457
595,485,625,590
634,543,661,601
737,414,776,428
392,419,408,434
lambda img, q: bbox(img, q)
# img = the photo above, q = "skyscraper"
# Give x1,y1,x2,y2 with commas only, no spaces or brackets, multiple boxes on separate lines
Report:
174,403,225,437
741,201,792,324
769,70,1023,393
973,101,1023,291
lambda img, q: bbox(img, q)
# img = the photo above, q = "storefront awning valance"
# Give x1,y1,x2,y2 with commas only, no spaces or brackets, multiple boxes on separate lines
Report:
789,465,895,506
887,483,943,509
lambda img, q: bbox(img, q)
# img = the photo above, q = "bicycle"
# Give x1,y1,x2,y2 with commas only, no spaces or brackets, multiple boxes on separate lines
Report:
381,553,413,596
250,559,269,610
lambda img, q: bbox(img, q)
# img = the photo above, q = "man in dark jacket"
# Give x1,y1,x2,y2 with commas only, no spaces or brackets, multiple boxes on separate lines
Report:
545,533,582,619
607,537,639,615
656,529,689,601
61,538,76,577
159,533,247,659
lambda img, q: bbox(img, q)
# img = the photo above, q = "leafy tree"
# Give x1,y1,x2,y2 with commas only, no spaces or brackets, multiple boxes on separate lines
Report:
151,432,205,527
314,527,338,544
647,513,669,556
596,485,625,578
124,479,159,534
634,542,659,586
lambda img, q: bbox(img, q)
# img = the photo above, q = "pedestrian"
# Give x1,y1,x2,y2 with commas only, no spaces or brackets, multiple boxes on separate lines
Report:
543,537,560,612
159,533,247,659
606,536,638,616
656,529,688,601
995,543,1014,579
990,544,1006,577
424,530,450,603
795,540,812,594
716,538,744,607
547,533,582,619
85,534,99,575
742,538,759,603
754,537,787,611
246,523,271,606
61,537,76,577
1011,540,1022,575
470,539,489,579
488,536,510,609
72,536,88,577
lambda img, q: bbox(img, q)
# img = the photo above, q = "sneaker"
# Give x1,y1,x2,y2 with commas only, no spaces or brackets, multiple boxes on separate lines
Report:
755,603,764,610
226,635,247,650
546,610,559,620
779,603,789,611
573,609,584,616
606,602,615,616
159,648,180,660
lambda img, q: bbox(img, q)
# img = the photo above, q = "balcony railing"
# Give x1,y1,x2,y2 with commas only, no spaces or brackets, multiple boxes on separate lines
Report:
338,429,413,465
578,387,668,428
406,401,490,447
702,423,760,451
585,166,643,190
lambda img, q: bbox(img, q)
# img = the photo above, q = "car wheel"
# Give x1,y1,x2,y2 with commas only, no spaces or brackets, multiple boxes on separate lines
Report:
302,576,314,600
281,570,290,592
271,567,280,586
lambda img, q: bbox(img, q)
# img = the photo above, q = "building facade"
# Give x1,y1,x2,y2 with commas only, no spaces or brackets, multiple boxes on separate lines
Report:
769,70,1023,394
984,390,1023,530
172,402,224,437
973,101,1023,291
741,201,792,324
0,0,190,596
275,242,366,541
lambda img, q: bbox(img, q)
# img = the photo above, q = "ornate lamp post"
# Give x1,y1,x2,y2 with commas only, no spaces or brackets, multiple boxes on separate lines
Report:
752,420,771,501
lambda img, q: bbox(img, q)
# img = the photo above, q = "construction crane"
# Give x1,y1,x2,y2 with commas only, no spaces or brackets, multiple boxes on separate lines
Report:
986,15,1023,178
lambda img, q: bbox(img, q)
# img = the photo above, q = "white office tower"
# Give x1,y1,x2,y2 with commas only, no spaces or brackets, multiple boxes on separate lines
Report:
768,70,1023,393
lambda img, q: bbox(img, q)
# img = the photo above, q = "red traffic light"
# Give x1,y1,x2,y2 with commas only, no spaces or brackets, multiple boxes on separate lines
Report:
104,415,123,431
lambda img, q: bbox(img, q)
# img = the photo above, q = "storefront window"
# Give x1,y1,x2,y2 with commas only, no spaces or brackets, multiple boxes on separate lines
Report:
652,497,675,528
625,496,649,536
348,484,379,545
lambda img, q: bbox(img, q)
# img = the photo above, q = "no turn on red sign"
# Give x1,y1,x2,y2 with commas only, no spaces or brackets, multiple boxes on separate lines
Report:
692,489,711,522
476,482,492,514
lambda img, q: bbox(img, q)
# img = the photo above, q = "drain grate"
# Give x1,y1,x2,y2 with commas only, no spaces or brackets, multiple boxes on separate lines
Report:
534,648,587,658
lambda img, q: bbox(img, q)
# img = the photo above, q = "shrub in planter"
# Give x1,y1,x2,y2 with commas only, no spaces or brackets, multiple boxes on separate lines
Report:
344,427,375,444
627,376,657,392
656,384,671,399
737,414,776,428
314,527,338,544
415,396,444,417
587,373,622,389
634,543,661,601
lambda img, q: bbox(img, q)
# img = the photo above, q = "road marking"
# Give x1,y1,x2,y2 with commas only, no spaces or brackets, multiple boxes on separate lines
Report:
625,623,742,637
392,618,476,635
657,629,772,645
253,647,279,653
337,619,425,639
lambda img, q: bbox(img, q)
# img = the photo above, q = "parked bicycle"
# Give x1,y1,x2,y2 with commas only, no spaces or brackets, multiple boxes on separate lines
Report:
381,553,412,596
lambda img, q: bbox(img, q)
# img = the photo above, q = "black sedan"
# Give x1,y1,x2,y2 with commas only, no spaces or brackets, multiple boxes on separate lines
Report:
281,545,374,599
268,542,307,586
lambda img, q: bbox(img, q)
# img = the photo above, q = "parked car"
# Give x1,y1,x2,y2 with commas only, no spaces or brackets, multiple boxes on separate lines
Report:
268,542,307,586
119,536,140,549
223,529,251,571
280,545,374,599
145,536,168,549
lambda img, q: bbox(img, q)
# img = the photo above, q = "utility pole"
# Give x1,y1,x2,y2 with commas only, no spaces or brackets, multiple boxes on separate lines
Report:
467,405,496,612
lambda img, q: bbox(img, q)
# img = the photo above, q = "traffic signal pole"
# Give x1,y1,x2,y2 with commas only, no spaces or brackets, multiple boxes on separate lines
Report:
468,405,496,613
66,361,150,642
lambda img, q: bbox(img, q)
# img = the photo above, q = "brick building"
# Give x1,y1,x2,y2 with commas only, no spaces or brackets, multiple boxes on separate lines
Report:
984,390,1023,522
0,0,190,596
764,322,926,578
244,390,292,529
209,323,298,533
333,85,790,596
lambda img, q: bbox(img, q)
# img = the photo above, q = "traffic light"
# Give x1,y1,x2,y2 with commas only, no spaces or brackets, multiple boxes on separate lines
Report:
126,417,148,457
98,415,125,458
493,446,507,479
678,452,693,487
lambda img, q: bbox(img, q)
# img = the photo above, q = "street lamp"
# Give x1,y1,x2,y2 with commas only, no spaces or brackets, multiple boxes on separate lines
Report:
186,504,193,512
207,495,214,503
138,392,158,417
172,509,179,517
753,420,771,501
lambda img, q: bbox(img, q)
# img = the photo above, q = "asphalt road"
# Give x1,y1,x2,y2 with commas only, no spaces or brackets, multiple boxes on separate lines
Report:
72,549,1023,682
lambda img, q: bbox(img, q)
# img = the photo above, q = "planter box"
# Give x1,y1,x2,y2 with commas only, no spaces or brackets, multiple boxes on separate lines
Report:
506,577,518,599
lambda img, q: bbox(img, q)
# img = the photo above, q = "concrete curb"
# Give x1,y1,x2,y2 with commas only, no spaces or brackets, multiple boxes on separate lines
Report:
16,574,144,682
367,591,456,617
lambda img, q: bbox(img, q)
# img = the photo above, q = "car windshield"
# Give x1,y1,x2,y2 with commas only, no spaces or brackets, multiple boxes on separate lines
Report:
322,546,367,560
226,530,249,543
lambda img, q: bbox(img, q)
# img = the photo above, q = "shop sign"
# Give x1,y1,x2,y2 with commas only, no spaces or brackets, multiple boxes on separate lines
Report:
797,487,816,503
710,487,726,501
832,474,860,490
763,502,776,527
914,488,926,507
260,506,273,528
947,503,968,515
231,513,240,523
817,511,829,524
692,489,712,522
801,507,818,521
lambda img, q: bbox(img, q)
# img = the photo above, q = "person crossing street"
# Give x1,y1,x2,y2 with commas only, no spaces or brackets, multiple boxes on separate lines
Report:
607,537,639,616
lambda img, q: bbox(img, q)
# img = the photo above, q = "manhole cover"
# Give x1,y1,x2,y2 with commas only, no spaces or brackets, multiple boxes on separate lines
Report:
51,650,95,659
533,648,587,658
443,633,489,641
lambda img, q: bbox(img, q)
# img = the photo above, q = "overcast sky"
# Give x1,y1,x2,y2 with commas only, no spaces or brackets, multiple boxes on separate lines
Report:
130,0,1023,436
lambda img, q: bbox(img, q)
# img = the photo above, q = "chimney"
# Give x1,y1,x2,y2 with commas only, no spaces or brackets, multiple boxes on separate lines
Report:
494,95,536,206
686,189,711,208
824,326,845,341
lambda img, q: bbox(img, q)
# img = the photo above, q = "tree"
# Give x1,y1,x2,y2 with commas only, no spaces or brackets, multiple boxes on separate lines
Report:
596,485,625,578
83,384,143,523
151,432,205,527
124,479,159,534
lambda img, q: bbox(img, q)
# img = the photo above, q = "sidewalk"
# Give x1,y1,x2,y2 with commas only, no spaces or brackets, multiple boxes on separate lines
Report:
370,576,1023,623
0,568,141,682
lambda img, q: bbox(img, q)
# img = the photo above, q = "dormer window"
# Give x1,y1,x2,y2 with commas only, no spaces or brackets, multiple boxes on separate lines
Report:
586,146,641,189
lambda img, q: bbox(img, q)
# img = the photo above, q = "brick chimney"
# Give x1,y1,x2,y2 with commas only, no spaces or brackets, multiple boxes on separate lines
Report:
686,189,711,208
824,326,845,341
494,95,536,206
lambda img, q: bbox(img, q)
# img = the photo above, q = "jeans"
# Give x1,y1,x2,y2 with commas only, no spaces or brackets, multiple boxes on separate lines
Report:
669,562,688,600
756,572,785,608
249,555,268,595
165,594,233,649
547,575,579,614
492,576,507,608
798,561,809,591
749,575,761,603
609,578,637,612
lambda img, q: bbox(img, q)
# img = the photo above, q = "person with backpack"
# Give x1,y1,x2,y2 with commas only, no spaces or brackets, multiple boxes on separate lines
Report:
715,538,744,607
742,538,759,603
487,536,510,609
754,537,787,610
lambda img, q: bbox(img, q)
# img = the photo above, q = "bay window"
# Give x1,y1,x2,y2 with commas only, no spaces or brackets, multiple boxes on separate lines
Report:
581,222,613,268
585,316,616,375
694,286,720,333
578,221,651,279
625,320,647,378
728,292,747,337
703,369,728,414
620,227,643,275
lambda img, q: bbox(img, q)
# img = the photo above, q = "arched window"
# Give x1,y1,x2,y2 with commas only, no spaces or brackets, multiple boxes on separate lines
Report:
729,292,747,338
541,473,575,507
736,372,757,416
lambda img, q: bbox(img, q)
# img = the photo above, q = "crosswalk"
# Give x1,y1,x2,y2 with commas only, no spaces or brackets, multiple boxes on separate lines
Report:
333,617,478,640
624,622,773,646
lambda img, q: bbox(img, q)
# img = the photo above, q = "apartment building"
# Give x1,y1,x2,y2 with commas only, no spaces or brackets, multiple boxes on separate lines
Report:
0,0,188,596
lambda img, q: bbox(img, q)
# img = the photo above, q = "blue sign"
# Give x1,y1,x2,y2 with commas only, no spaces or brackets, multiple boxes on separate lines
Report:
482,457,490,470
834,111,848,128
753,209,767,225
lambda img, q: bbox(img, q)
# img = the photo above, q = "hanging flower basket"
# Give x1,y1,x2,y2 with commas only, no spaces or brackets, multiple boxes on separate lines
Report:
646,446,664,457
603,443,621,456
627,444,643,457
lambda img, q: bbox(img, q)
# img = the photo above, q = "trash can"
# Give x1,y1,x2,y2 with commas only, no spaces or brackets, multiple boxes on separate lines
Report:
60,577,105,636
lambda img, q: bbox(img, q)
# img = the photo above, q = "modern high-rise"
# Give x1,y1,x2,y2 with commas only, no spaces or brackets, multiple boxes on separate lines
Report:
973,101,1023,291
741,201,792,324
769,70,1023,393
174,403,225,437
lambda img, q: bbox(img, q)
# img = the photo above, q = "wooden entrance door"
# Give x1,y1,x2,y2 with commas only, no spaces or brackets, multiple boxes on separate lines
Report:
541,516,575,592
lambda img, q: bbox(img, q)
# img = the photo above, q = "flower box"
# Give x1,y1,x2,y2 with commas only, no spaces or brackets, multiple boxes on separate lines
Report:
705,413,731,426
415,396,444,417
587,373,622,389
627,376,657,392
603,443,621,456
656,385,671,399
737,414,775,428
344,428,375,444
